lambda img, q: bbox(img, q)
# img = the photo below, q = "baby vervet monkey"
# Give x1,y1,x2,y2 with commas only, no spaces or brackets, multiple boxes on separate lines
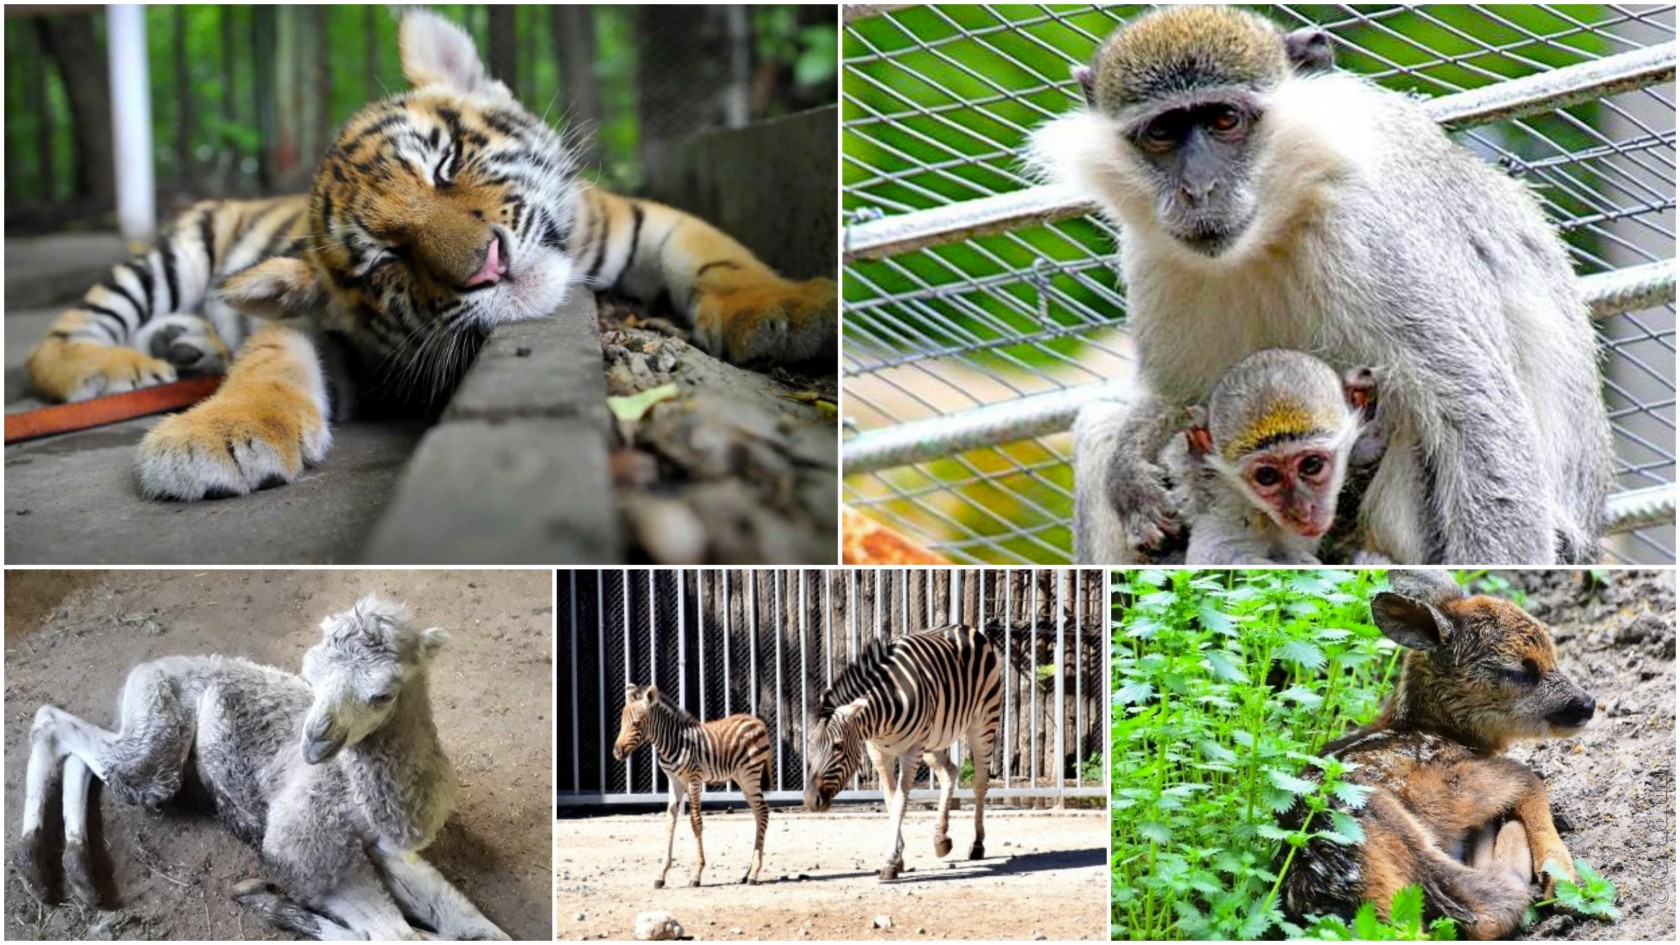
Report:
1074,349,1385,565
1170,349,1387,565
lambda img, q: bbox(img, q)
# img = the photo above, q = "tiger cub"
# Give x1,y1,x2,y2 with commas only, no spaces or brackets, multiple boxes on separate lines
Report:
25,11,836,502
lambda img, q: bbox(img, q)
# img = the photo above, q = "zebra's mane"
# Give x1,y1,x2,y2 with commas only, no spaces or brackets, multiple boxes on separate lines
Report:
817,635,896,722
636,685,699,725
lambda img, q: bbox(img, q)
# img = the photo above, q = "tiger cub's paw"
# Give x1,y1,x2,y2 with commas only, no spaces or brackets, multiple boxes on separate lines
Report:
135,386,331,501
694,276,837,366
27,342,177,403
137,313,230,376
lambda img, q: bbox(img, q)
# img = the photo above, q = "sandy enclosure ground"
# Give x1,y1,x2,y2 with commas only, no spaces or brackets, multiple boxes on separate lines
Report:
556,808,1107,941
1506,569,1676,942
3,569,555,941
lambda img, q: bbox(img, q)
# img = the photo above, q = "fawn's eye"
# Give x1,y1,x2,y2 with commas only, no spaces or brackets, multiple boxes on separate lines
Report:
1501,661,1539,686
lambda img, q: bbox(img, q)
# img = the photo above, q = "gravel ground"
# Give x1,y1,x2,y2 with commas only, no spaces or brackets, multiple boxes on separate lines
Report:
3,570,554,941
557,808,1106,941
1501,569,1676,941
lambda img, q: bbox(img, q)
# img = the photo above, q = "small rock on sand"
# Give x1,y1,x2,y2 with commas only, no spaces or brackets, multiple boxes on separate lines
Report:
635,911,685,941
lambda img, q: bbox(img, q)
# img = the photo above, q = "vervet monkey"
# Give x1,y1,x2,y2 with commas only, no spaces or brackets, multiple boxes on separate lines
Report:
1075,349,1385,564
1035,6,1611,564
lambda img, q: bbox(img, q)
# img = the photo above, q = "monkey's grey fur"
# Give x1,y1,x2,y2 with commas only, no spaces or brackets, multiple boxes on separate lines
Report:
1039,7,1612,565
17,594,509,941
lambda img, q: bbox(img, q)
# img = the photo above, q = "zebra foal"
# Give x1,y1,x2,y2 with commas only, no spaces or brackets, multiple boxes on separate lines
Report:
804,624,1002,880
612,683,772,888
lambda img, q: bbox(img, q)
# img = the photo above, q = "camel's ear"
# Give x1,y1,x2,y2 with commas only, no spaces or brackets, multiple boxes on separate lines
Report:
219,256,328,320
419,627,450,660
643,686,660,705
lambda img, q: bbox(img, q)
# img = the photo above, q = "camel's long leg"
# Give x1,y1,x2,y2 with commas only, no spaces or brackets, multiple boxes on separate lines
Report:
234,879,361,940
60,757,99,905
738,769,768,885
686,780,706,888
374,851,510,941
655,775,682,888
966,719,995,860
879,754,917,881
923,749,959,859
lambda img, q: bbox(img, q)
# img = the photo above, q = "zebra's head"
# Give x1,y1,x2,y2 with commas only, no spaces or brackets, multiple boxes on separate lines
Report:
804,701,866,812
612,684,659,761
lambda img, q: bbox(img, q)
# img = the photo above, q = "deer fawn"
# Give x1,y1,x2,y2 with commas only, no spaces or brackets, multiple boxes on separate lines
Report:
1279,571,1596,940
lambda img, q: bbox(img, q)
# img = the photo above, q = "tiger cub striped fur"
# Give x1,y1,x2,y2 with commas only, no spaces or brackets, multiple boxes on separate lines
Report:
612,684,772,888
25,10,836,502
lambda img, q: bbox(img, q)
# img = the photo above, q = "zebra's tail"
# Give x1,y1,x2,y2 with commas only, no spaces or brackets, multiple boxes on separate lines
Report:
761,753,772,794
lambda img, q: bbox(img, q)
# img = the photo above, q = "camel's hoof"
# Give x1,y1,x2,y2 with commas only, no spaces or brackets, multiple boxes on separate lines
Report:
969,841,985,860
16,829,56,903
934,838,953,858
653,879,665,889
63,841,100,908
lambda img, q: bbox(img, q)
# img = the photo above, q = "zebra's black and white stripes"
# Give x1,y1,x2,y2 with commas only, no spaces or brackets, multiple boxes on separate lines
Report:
803,624,1003,880
612,684,771,888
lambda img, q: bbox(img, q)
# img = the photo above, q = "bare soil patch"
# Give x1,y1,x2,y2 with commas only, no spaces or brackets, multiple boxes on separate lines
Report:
556,808,1106,941
1506,569,1675,941
3,569,554,941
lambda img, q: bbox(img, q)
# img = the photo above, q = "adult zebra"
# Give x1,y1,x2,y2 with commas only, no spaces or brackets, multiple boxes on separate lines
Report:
612,684,772,888
804,624,1002,880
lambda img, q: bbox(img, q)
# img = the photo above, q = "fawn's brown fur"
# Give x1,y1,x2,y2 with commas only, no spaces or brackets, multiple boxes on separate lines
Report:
1279,571,1595,940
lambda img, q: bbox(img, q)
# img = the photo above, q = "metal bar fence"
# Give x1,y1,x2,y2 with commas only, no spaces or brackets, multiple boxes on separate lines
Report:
841,4,1677,564
556,568,1109,806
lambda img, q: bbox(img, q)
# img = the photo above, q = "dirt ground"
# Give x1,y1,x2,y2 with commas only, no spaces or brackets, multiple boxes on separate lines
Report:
1503,569,1676,941
556,808,1106,941
2,569,554,941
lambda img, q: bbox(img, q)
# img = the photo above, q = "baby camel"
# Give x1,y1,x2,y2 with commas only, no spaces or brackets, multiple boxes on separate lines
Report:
17,594,508,941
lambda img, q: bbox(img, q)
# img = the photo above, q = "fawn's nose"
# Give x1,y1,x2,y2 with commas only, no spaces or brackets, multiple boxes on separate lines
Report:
1545,693,1596,728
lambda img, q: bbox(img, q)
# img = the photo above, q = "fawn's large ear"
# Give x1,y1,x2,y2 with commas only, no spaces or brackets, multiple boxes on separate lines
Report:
1371,592,1452,651
1387,570,1464,606
219,257,328,320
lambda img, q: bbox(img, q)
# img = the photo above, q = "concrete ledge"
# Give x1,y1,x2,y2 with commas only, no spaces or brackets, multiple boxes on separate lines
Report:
4,232,131,308
360,290,623,563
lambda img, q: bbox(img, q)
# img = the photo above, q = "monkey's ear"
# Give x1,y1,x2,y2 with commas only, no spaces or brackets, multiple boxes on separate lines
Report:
1284,27,1335,74
1184,406,1214,458
1071,64,1097,107
1370,592,1452,651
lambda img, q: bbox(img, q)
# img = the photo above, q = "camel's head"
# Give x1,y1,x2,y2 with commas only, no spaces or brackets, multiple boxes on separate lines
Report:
299,593,447,765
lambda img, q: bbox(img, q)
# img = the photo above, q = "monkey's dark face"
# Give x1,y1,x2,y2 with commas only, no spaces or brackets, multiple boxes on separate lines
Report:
1127,97,1262,256
1238,442,1340,537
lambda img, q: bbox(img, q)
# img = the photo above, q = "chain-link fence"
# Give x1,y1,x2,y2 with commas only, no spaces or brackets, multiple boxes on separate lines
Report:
556,568,1108,806
841,4,1676,564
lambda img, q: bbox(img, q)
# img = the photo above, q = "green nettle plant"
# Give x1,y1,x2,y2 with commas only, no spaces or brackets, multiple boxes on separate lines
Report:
1108,569,1617,941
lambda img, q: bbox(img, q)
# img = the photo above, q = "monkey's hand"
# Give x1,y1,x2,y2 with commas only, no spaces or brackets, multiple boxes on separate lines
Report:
1108,453,1184,556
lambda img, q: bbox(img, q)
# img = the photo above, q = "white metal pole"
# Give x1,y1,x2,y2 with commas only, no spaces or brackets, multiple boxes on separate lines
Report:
107,5,155,246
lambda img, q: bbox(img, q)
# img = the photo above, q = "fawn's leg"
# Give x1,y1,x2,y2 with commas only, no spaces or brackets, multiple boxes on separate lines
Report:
923,749,959,859
1360,793,1530,941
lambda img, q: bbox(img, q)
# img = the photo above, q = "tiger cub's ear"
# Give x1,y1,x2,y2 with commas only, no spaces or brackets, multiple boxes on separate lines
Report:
398,11,512,100
219,257,328,321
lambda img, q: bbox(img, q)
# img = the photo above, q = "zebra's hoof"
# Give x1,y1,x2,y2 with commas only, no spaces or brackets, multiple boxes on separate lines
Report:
969,841,985,860
653,879,665,889
879,862,901,881
934,838,953,858
689,878,701,888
